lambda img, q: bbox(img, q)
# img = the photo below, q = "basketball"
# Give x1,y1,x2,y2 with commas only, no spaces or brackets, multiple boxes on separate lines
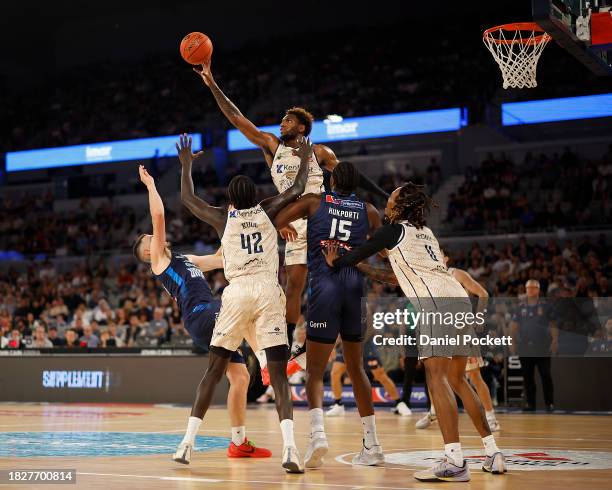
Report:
180,32,213,65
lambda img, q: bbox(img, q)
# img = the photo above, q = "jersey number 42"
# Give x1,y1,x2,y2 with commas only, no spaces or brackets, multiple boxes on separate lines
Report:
241,232,263,254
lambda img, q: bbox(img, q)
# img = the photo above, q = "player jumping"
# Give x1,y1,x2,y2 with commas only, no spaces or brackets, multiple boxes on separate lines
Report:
132,165,271,463
323,183,506,482
274,161,385,468
193,61,388,348
178,133,311,473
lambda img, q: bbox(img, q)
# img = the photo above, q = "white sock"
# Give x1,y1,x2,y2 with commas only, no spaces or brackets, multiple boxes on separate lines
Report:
482,434,500,457
265,385,275,396
430,405,436,416
280,419,296,448
255,349,267,369
309,408,326,438
361,415,380,448
486,410,496,420
231,426,246,446
444,442,463,466
181,416,202,445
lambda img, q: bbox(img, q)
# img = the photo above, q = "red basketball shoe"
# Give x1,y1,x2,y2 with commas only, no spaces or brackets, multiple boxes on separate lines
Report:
227,439,272,458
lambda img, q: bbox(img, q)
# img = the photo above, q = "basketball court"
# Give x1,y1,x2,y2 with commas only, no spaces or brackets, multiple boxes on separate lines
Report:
1,403,611,489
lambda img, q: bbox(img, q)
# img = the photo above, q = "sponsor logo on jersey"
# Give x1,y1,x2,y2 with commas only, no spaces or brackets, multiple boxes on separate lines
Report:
276,164,283,173
229,210,237,218
309,321,327,329
325,194,364,209
378,449,612,471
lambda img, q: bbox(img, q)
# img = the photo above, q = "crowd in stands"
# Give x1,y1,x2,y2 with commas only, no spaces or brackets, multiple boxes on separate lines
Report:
3,21,608,153
0,194,137,257
1,233,609,352
445,146,612,233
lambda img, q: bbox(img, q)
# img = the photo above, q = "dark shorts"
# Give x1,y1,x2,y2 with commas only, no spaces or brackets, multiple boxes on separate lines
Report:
306,268,365,344
185,300,244,364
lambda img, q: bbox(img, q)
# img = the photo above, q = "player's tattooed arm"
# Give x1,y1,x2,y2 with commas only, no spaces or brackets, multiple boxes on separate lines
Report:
177,134,228,237
261,136,313,221
194,61,278,155
356,263,399,286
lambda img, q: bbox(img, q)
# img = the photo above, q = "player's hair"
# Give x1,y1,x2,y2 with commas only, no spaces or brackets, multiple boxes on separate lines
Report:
228,175,257,210
332,161,360,194
132,234,147,261
286,107,314,136
388,182,437,229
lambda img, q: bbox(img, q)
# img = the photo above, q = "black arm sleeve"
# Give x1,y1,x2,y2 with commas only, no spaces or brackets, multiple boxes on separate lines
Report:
358,172,390,200
333,224,403,268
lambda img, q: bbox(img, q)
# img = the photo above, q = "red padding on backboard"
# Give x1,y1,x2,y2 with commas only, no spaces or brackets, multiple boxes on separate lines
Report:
591,12,612,46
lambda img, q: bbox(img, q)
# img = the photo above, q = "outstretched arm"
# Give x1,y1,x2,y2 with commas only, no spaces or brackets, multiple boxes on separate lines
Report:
452,267,489,313
194,61,278,156
273,194,320,230
186,248,224,272
138,165,168,271
260,137,312,221
356,262,398,285
322,224,403,268
177,134,227,237
315,145,389,200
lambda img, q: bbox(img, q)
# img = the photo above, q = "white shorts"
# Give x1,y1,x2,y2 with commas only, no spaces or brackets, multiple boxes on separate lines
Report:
284,218,307,266
211,277,288,352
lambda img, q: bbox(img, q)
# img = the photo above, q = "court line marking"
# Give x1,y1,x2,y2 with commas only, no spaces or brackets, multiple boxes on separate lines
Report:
78,471,427,489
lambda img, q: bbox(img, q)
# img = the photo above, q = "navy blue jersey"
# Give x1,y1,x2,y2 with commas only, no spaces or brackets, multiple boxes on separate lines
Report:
307,192,370,276
153,253,213,317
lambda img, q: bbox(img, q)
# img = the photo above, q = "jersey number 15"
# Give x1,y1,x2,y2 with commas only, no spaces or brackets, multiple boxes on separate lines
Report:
329,218,351,241
241,232,263,254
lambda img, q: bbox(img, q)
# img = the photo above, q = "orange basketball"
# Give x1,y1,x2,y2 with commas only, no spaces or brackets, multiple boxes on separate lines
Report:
180,32,213,65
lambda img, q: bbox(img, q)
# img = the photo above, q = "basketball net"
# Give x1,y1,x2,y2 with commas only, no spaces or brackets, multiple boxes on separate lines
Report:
483,23,552,89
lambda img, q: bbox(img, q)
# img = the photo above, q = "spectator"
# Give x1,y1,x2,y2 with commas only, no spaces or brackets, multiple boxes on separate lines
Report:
124,314,143,347
7,329,24,349
27,325,54,348
79,324,100,348
64,329,80,348
47,326,66,347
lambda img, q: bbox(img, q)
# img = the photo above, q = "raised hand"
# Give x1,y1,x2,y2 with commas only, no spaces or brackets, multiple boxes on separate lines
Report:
322,241,339,268
138,165,155,187
193,60,214,87
176,133,204,167
295,136,313,162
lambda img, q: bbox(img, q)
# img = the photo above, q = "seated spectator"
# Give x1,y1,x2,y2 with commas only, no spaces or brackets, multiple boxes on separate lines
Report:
64,329,80,348
7,329,24,349
146,307,168,340
27,325,54,349
124,314,143,347
106,322,125,346
79,324,100,348
47,326,66,346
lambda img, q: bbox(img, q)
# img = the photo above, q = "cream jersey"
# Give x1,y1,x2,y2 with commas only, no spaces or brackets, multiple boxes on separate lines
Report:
271,141,324,196
387,223,468,302
221,205,279,282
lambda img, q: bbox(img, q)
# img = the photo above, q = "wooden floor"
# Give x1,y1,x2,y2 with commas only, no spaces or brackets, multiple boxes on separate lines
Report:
1,403,611,489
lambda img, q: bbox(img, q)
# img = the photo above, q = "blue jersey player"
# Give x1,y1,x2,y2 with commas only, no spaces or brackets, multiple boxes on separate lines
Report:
274,161,385,468
132,165,271,463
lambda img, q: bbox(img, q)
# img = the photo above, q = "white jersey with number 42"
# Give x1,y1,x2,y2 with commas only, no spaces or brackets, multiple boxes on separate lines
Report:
271,141,324,196
387,223,468,300
221,205,279,282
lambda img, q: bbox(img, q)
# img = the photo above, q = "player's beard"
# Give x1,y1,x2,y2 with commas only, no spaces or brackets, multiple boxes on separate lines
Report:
280,131,296,142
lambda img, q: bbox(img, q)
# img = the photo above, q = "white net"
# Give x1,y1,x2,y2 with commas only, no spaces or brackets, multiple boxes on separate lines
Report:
483,25,551,89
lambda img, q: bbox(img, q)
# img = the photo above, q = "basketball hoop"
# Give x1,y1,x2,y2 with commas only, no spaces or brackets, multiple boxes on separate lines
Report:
483,23,552,89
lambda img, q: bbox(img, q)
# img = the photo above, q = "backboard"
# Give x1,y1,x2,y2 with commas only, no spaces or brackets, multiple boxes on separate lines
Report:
532,0,612,75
